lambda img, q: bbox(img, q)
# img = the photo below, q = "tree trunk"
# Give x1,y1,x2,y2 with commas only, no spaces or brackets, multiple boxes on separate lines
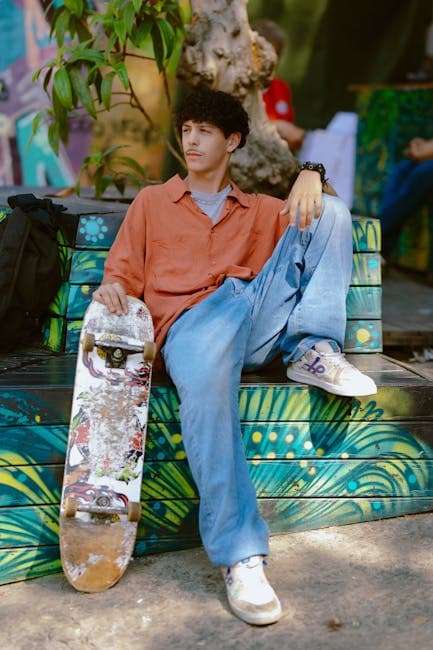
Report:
177,0,300,197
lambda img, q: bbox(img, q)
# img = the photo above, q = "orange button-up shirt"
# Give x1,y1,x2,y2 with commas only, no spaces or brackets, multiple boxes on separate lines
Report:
103,175,290,351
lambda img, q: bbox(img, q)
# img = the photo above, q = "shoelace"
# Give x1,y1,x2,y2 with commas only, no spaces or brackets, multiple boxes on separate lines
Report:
317,351,353,380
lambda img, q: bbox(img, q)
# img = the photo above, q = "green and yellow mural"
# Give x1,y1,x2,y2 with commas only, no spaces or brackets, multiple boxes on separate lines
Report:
1,360,433,585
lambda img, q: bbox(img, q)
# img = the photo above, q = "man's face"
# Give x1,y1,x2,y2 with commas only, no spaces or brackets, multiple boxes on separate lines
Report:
181,120,238,174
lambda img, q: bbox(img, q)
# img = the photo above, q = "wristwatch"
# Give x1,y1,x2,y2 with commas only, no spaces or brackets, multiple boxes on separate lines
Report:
299,161,327,185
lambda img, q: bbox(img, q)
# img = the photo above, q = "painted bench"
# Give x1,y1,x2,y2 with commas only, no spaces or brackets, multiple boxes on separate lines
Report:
1,192,432,587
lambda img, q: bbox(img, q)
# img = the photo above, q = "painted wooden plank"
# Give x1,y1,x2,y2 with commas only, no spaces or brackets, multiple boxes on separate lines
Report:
42,315,383,354
70,213,380,252
2,495,433,586
0,464,63,506
65,250,381,286
139,458,433,499
0,505,59,547
149,384,433,425
0,546,61,586
69,250,107,284
3,420,433,467
75,213,126,248
1,354,432,426
0,497,433,585
48,283,382,321
346,286,381,319
0,425,66,465
5,492,433,554
2,455,433,508
351,253,381,286
344,319,382,352
351,216,381,252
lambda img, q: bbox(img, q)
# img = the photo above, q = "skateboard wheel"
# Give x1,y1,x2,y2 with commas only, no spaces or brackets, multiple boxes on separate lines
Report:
82,333,95,352
143,342,156,362
64,496,78,517
127,501,142,522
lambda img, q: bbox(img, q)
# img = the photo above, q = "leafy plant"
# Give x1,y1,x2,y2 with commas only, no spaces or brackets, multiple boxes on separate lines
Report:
33,0,186,197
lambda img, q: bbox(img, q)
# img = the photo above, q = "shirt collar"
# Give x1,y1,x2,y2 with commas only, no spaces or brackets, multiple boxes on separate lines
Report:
167,174,252,207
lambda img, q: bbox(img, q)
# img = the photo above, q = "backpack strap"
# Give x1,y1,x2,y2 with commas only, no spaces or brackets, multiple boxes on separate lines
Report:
0,207,31,319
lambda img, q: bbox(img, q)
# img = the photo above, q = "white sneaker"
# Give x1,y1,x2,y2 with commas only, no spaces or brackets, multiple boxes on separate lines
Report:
286,340,377,397
222,556,282,625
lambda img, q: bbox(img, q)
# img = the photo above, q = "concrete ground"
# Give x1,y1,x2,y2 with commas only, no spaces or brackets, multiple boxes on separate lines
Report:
1,513,433,650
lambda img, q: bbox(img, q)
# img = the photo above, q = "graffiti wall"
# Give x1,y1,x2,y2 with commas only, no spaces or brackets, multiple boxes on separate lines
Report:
0,0,170,189
0,0,86,186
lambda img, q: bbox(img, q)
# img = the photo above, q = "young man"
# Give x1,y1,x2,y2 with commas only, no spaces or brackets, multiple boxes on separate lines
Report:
93,88,376,626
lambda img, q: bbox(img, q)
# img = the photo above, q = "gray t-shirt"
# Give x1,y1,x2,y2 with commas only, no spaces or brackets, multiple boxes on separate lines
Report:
191,184,232,224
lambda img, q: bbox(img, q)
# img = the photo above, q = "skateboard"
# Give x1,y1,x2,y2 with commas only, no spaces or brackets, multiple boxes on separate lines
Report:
59,296,155,592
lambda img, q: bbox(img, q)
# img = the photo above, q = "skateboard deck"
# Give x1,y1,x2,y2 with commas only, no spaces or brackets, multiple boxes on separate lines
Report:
60,296,155,592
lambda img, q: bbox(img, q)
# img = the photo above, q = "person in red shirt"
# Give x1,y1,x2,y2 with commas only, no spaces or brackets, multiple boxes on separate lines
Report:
252,18,306,151
94,88,376,626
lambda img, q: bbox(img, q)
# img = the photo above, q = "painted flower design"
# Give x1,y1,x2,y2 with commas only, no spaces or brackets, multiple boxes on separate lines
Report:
79,216,108,243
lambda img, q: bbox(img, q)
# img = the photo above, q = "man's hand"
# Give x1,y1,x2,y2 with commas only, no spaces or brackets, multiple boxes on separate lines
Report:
280,169,323,230
93,281,129,315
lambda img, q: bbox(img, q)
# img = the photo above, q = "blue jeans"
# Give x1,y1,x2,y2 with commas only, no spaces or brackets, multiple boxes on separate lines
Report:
161,194,352,566
378,158,433,256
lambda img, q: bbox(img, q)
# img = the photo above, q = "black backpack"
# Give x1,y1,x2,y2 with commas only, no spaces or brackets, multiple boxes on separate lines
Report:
0,193,66,351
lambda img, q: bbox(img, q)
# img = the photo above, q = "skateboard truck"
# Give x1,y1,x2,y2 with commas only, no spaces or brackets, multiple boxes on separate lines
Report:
82,332,156,368
63,495,142,522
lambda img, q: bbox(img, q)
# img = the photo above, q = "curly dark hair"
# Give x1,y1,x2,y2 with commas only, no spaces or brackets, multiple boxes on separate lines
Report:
175,87,250,149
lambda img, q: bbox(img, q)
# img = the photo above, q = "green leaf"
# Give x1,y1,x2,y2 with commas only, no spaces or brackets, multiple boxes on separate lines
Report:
75,18,92,43
48,123,60,156
112,155,146,176
102,144,128,157
104,32,118,59
32,67,42,82
101,71,115,110
156,17,176,59
113,177,126,196
43,67,54,94
132,0,141,12
68,48,105,65
124,3,136,35
69,66,96,118
53,68,73,109
64,0,84,18
131,15,152,48
52,88,69,144
113,61,129,90
32,112,45,135
53,8,71,47
114,17,127,44
151,21,165,70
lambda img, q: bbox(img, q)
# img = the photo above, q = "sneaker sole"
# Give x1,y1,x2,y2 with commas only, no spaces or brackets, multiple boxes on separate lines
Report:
228,597,282,626
286,368,377,397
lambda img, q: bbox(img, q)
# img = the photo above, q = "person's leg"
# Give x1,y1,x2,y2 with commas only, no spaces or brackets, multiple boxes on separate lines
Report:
162,282,282,625
161,281,269,568
242,193,377,396
379,159,433,256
